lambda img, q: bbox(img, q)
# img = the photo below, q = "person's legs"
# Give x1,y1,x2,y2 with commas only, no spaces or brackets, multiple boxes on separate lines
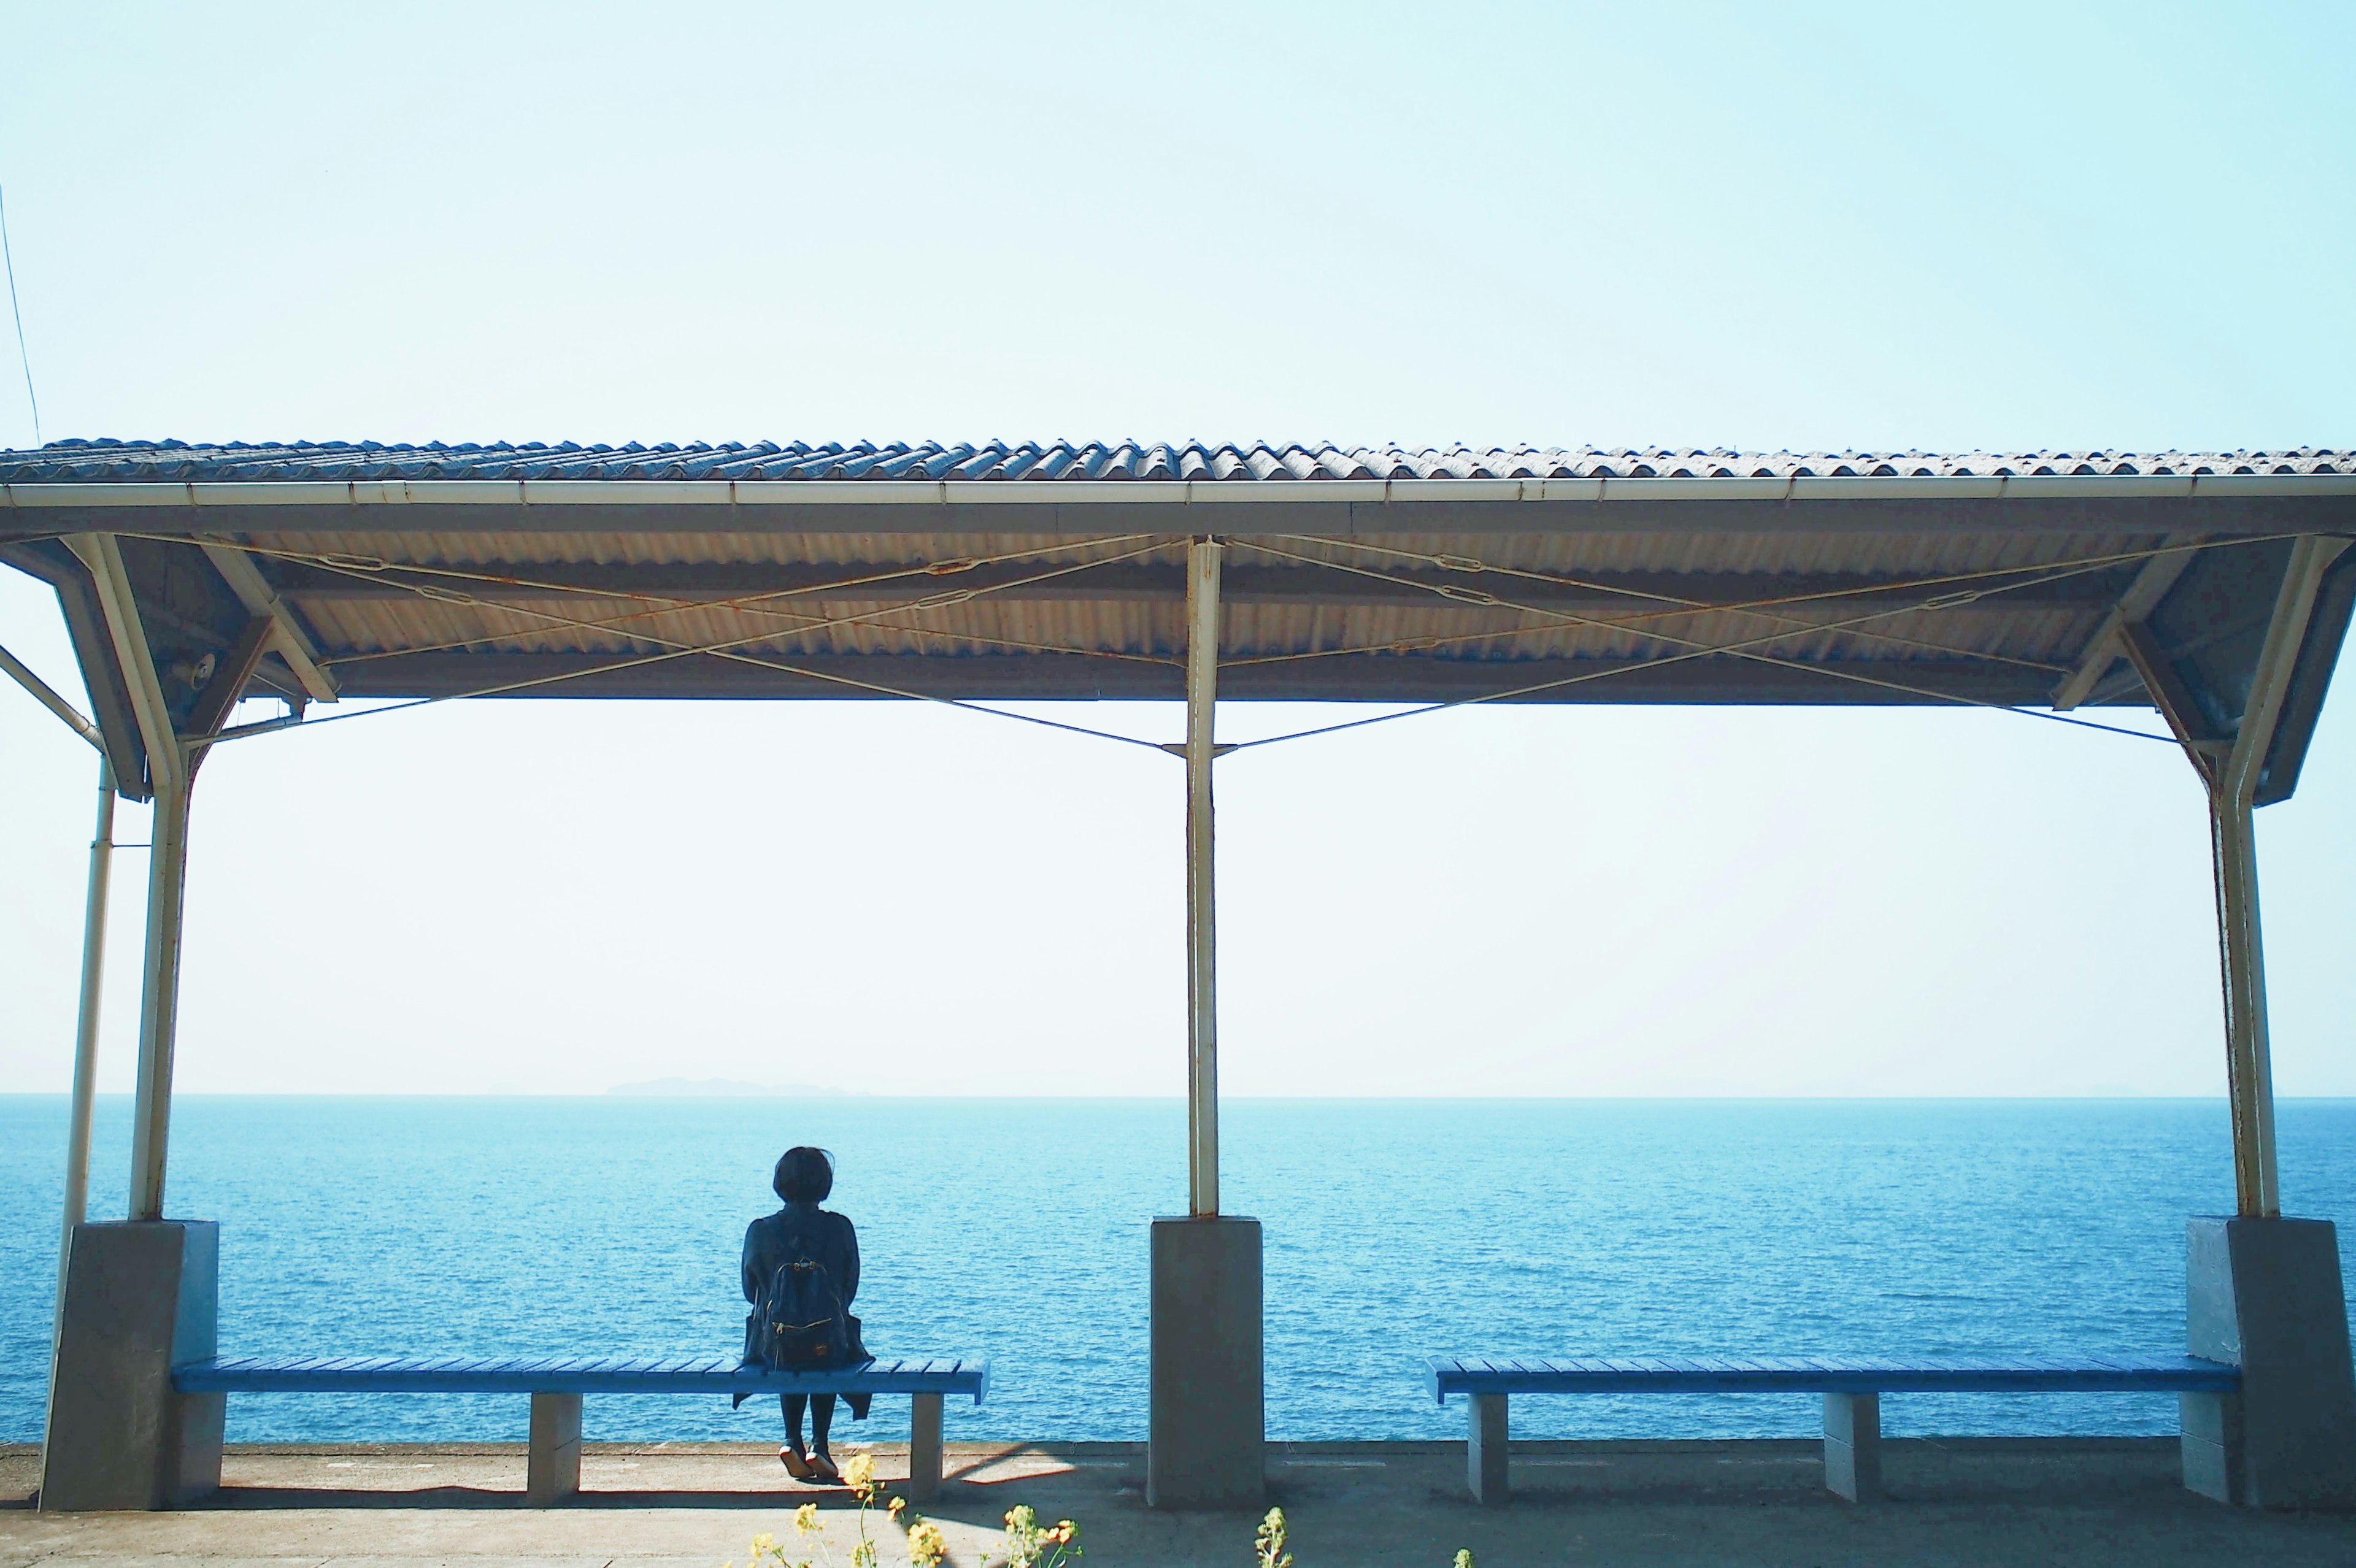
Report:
809,1394,836,1458
778,1393,817,1478
782,1393,810,1451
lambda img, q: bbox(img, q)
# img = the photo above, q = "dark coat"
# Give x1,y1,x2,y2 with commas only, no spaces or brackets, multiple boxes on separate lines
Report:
742,1202,861,1312
739,1202,871,1418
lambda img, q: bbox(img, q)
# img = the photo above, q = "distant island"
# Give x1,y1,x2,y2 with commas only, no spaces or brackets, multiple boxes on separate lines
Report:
606,1077,858,1097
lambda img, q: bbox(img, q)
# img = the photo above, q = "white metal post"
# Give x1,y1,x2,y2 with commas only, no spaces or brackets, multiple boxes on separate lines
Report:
46,757,116,1456
1185,539,1223,1218
59,759,116,1276
129,771,192,1221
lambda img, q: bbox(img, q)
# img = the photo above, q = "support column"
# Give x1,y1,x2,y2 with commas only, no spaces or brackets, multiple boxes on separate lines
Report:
1149,538,1265,1510
1185,538,1222,1218
64,533,195,1224
2142,534,2347,1218
45,534,221,1512
2209,791,2277,1217
129,770,193,1221
2122,535,2356,1507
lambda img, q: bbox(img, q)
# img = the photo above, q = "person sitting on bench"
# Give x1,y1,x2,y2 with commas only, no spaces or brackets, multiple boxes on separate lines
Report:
742,1145,872,1483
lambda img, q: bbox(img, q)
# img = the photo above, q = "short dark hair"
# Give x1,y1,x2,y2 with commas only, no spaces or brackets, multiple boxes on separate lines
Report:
774,1146,834,1204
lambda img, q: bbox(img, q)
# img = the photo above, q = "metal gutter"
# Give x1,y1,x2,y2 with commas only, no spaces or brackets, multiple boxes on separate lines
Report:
7,473,2356,510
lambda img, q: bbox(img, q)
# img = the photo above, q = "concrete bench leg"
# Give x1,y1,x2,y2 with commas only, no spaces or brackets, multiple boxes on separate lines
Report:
1823,1392,1881,1502
1468,1391,1509,1505
2181,1389,2246,1504
908,1392,944,1503
527,1393,582,1505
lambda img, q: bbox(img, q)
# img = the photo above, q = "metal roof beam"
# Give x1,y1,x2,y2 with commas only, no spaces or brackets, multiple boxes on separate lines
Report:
318,648,2072,709
199,542,339,701
0,540,153,793
2118,621,2223,785
263,559,2130,616
2050,544,2200,710
2223,537,2352,809
62,535,184,796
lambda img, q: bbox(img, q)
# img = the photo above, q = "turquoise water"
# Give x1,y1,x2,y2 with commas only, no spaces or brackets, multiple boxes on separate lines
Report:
4,1096,2354,1446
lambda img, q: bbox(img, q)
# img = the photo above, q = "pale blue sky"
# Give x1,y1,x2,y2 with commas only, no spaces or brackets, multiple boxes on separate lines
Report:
2,1,2352,1097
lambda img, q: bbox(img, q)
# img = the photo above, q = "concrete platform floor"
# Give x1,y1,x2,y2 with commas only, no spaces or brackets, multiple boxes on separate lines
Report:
4,1439,2354,1567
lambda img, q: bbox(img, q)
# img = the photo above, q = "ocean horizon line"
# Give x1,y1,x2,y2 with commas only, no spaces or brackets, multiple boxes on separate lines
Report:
5,1090,2349,1104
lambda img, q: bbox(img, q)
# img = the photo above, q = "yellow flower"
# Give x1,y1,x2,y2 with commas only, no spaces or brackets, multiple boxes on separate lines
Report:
750,1535,776,1553
906,1519,950,1568
844,1453,876,1489
888,1497,907,1517
794,1504,820,1535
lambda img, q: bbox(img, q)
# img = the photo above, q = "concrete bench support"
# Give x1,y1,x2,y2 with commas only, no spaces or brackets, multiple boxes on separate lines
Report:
1823,1391,1881,1502
909,1391,944,1502
1468,1391,1509,1505
526,1392,582,1505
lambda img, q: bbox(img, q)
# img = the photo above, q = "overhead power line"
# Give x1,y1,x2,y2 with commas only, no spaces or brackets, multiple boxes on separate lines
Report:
0,182,39,445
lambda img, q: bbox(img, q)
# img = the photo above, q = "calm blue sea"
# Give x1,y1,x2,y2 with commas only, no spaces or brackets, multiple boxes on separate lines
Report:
5,1097,2354,1447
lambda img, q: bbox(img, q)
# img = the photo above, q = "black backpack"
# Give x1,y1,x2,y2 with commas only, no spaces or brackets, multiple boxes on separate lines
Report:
753,1245,852,1370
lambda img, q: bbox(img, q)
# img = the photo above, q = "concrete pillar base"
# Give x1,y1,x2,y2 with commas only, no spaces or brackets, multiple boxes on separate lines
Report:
40,1221,222,1512
2185,1215,2356,1510
1147,1215,1263,1510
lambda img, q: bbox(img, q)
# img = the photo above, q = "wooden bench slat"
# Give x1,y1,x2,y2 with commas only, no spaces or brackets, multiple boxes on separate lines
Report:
307,1355,375,1376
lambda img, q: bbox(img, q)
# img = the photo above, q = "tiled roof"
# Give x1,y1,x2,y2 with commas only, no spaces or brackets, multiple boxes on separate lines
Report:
2,438,2352,484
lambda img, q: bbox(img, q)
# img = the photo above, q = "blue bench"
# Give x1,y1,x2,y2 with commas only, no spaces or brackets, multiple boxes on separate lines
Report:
174,1355,989,1504
1426,1354,2241,1504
